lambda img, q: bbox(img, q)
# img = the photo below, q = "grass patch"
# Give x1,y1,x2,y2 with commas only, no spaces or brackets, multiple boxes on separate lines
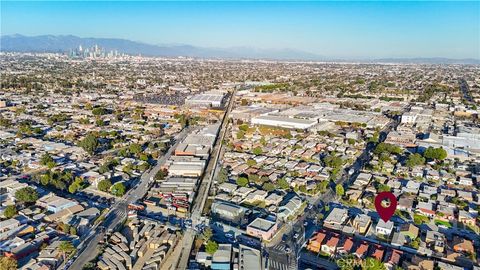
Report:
434,219,452,228
413,214,430,225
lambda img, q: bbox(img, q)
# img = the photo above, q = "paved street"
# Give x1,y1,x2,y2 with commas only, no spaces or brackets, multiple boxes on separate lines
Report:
67,127,192,270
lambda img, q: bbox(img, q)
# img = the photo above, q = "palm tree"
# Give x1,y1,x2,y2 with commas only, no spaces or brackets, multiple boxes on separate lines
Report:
58,241,75,262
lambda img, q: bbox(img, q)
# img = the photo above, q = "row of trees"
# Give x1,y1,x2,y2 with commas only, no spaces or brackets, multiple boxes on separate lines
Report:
39,170,85,194
405,147,447,168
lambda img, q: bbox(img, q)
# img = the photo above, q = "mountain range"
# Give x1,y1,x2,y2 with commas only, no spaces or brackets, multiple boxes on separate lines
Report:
1,34,479,64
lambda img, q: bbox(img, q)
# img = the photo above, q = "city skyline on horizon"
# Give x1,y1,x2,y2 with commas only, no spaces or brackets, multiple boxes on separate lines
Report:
1,1,479,60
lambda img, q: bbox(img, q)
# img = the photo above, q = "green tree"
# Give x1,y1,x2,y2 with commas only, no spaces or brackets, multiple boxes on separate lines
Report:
111,182,126,197
374,143,402,156
236,177,249,187
59,241,76,261
78,133,99,154
205,240,219,255
129,143,142,155
377,183,391,192
324,155,343,169
15,187,38,203
262,182,276,192
246,159,257,166
40,153,55,168
68,177,84,194
239,124,249,132
423,147,447,161
0,117,12,128
92,107,108,116
335,184,345,198
97,179,112,192
154,170,167,181
4,205,17,218
217,167,229,184
410,237,420,249
277,177,290,190
252,146,263,155
61,223,71,233
406,153,425,168
201,228,213,241
0,256,17,270
70,227,77,236
236,130,245,139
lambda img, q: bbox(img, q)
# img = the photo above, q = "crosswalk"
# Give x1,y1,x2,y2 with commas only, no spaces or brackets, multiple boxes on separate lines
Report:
268,243,297,270
268,258,297,270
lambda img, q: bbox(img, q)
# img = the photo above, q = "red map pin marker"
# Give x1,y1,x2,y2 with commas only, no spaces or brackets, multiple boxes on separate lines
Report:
375,192,397,222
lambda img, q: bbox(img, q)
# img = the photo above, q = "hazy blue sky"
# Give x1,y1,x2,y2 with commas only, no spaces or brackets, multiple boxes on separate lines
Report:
1,1,479,59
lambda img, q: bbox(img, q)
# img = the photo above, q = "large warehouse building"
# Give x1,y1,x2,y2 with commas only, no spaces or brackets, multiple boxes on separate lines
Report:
185,91,226,108
251,115,318,130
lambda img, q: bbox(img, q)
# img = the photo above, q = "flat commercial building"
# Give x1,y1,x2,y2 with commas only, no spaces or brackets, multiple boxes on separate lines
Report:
239,244,263,270
211,244,232,270
251,115,318,130
185,92,226,108
36,193,79,213
165,156,206,177
246,217,278,241
211,200,249,224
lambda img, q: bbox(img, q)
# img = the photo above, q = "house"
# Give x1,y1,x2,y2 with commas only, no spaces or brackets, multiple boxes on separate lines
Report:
243,190,268,204
81,171,105,188
458,210,475,226
458,177,473,186
426,231,445,253
324,208,349,230
354,241,369,259
436,204,456,221
321,235,339,256
403,256,434,270
370,244,385,261
277,196,303,221
4,233,49,260
353,173,372,187
452,237,474,255
265,193,283,206
233,187,254,198
307,231,326,254
0,218,21,233
399,223,419,241
416,201,435,218
217,183,237,194
246,217,278,241
37,240,64,268
375,220,394,237
337,237,354,256
0,180,28,201
351,214,371,234
403,181,420,194
384,250,403,270
398,197,414,212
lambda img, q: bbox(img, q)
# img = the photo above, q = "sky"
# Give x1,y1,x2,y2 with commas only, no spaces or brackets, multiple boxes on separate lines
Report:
1,1,479,59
